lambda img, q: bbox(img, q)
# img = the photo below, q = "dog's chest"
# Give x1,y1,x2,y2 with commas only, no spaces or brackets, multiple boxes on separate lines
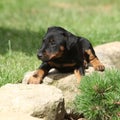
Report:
48,58,77,68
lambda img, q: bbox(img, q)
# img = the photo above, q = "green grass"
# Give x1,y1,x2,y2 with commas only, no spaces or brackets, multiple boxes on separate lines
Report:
74,69,120,120
0,0,120,86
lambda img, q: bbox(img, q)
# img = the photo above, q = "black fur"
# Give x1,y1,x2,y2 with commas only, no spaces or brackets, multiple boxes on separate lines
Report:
37,26,102,75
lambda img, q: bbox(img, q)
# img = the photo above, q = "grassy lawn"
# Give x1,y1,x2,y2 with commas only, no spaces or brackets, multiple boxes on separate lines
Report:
0,0,120,86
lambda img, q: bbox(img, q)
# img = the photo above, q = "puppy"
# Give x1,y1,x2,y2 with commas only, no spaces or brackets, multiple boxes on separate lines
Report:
28,26,105,84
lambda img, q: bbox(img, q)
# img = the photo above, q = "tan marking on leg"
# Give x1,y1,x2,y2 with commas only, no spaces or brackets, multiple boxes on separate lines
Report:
74,69,81,83
90,58,105,71
85,49,105,71
28,69,47,84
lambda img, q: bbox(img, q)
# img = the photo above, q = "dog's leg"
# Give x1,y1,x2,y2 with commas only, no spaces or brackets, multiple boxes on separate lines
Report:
28,62,50,84
74,66,85,83
27,69,48,84
85,49,105,71
74,69,81,83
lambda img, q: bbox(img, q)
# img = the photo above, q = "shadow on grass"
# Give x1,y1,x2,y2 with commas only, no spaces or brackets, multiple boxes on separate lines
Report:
0,27,45,55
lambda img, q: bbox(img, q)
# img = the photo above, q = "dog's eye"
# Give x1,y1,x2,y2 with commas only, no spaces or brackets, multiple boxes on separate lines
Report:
49,39,55,45
49,39,54,43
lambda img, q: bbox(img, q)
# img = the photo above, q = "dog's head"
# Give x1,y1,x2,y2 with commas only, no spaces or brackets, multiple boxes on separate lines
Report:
37,26,77,61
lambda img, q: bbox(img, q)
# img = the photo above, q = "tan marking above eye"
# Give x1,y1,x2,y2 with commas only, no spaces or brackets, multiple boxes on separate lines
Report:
60,46,64,51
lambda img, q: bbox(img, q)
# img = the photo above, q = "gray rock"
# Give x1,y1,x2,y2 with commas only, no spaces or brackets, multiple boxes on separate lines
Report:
0,84,65,120
95,41,120,69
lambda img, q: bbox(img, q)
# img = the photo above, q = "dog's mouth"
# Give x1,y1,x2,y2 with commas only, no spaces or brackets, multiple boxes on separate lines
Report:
49,51,63,60
38,46,65,62
38,51,64,62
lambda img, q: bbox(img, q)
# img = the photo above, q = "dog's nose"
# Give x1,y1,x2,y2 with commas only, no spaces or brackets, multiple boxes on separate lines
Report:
37,53,42,59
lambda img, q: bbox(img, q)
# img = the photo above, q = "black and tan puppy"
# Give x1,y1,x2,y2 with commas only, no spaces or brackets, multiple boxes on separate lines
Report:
28,26,105,84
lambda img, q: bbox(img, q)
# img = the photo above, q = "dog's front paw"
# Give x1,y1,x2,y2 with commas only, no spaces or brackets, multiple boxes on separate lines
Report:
90,57,105,72
94,63,105,71
27,74,43,84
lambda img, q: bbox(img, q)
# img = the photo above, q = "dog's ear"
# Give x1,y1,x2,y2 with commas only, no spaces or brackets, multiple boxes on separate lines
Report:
47,27,52,33
61,32,70,50
62,31,77,50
